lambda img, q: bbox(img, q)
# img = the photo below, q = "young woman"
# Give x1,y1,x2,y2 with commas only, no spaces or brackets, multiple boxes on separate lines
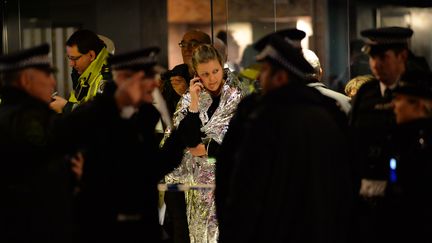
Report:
165,44,243,242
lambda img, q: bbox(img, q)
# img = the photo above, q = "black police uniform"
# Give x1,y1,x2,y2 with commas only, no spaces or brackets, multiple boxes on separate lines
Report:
349,27,425,242
384,72,432,243
0,44,75,243
215,92,260,230
218,35,353,243
350,27,416,181
385,118,432,243
350,78,395,180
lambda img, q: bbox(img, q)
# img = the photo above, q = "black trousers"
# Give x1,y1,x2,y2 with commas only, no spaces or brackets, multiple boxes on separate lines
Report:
164,191,190,243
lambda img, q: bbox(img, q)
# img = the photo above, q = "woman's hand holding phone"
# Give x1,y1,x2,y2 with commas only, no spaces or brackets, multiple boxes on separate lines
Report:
189,76,203,113
190,76,203,93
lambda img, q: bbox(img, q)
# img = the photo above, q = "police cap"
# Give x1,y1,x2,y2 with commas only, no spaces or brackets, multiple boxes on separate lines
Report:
361,27,413,55
108,47,160,72
168,63,190,81
0,43,54,73
254,34,314,80
394,71,432,99
254,28,306,51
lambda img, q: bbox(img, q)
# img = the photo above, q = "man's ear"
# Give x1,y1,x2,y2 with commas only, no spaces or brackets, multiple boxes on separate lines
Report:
318,67,323,81
400,49,409,62
16,69,32,91
89,50,96,61
273,69,289,87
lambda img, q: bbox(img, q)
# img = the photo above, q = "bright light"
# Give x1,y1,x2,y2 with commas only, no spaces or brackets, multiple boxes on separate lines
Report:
228,23,253,63
390,158,397,170
296,17,313,49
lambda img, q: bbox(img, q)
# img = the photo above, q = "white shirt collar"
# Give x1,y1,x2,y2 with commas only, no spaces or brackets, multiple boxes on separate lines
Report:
379,81,398,97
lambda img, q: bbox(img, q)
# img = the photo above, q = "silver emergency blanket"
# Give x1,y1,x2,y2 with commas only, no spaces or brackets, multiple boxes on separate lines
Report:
165,70,243,243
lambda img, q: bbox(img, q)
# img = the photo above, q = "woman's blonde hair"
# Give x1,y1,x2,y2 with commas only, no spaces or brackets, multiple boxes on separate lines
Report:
192,44,224,73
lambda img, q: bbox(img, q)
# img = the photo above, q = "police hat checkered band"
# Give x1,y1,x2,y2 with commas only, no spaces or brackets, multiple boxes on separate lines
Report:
256,44,311,80
0,54,51,72
254,29,305,52
111,53,157,70
284,37,302,48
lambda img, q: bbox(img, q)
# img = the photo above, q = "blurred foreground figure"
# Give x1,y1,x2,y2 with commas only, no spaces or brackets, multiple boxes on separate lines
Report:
217,34,353,243
55,47,185,243
0,44,75,243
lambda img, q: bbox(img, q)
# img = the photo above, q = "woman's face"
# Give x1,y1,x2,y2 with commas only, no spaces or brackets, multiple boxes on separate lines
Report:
393,94,424,124
196,59,224,96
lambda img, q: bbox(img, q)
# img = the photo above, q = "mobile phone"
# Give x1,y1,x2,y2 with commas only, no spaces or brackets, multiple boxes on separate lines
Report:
193,75,202,84
51,91,58,102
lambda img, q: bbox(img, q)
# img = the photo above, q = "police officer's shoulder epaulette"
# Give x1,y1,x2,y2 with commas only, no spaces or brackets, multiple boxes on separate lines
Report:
354,78,379,97
349,77,379,124
101,64,112,80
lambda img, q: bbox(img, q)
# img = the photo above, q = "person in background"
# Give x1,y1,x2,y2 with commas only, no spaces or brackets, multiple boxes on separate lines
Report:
0,44,78,243
349,26,419,243
384,71,432,243
217,34,353,243
302,48,352,115
216,30,240,73
50,29,112,114
350,39,372,78
160,30,211,117
165,44,243,243
213,37,227,65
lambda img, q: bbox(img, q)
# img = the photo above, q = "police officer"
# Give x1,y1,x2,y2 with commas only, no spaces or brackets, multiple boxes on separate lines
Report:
386,71,432,243
255,28,352,115
0,44,75,243
218,35,353,243
349,26,420,242
50,29,112,114
54,47,185,243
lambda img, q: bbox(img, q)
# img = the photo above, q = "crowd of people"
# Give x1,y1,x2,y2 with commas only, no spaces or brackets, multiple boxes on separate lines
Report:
0,25,431,243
